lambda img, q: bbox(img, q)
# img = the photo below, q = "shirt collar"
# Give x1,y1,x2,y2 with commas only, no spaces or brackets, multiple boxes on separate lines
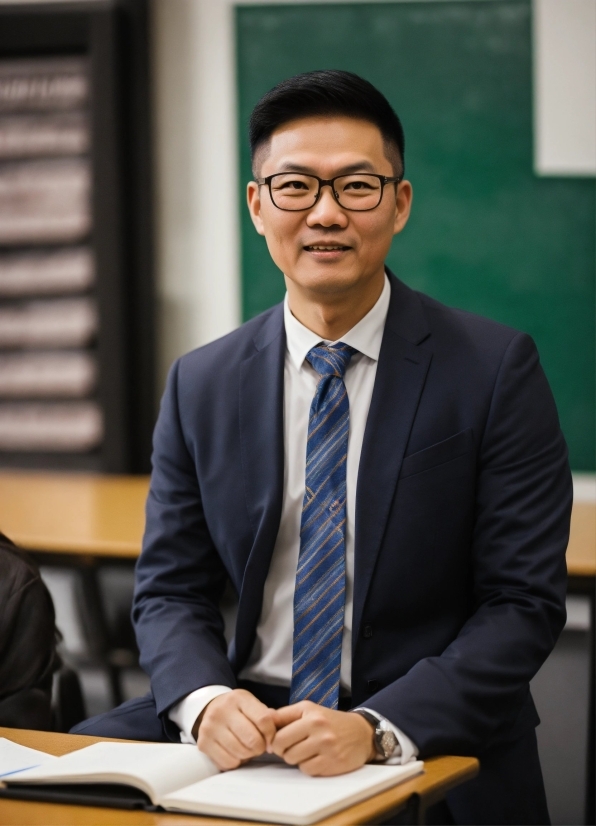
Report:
283,273,391,370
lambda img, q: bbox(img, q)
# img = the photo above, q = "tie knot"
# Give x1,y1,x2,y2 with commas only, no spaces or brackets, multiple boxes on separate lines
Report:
306,343,356,379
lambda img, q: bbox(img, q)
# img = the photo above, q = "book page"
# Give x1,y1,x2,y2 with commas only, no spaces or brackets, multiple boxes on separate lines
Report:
0,738,56,778
8,742,219,804
163,760,424,825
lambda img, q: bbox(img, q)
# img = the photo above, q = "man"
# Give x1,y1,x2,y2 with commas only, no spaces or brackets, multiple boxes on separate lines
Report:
74,71,571,825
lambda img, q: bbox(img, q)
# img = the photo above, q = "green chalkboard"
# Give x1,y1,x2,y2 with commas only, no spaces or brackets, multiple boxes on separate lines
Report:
236,1,595,470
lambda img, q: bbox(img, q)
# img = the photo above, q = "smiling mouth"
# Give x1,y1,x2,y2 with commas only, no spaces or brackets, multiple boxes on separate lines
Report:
304,244,351,251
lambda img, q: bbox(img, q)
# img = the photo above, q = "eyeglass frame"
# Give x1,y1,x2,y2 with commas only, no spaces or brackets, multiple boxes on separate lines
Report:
254,172,404,212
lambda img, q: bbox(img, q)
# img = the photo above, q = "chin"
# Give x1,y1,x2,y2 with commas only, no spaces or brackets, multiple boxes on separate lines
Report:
291,266,363,295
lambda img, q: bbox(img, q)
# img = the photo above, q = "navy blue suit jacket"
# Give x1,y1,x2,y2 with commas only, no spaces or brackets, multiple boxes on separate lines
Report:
133,273,570,764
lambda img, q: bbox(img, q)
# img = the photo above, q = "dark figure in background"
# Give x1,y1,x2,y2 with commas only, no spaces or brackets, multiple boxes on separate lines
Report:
73,71,572,825
0,532,61,729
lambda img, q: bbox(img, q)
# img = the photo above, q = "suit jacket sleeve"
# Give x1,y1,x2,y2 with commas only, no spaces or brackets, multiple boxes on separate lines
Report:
365,332,571,756
132,358,236,717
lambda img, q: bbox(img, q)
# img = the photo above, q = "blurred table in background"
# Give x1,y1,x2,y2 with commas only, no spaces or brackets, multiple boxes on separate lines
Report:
0,472,149,557
0,471,592,570
566,499,596,578
0,472,150,708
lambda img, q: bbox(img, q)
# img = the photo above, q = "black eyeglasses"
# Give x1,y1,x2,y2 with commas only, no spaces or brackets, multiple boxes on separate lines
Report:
255,172,403,212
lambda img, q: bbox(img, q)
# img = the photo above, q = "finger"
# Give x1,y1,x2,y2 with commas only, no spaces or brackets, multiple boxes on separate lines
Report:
228,712,267,754
202,694,271,750
297,755,335,777
200,739,242,772
214,726,259,761
200,709,258,761
238,695,277,747
271,718,310,756
279,736,319,767
272,702,310,728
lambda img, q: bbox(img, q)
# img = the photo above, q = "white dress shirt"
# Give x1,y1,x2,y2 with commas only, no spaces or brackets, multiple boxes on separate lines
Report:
169,274,417,763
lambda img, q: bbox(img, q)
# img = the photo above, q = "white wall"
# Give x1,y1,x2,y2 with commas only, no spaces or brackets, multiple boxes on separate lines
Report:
151,0,240,389
533,0,596,176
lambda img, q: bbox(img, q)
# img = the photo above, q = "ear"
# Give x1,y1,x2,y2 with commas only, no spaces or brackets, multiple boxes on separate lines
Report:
393,180,413,236
247,181,266,236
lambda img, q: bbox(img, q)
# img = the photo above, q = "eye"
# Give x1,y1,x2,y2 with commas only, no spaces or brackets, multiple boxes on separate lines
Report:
286,180,308,190
273,177,311,191
344,179,375,191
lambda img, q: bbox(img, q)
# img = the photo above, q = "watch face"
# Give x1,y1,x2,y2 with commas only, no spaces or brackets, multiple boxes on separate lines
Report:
378,729,398,758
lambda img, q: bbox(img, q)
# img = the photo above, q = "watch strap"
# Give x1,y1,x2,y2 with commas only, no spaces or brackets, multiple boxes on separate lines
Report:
351,709,387,759
351,709,380,729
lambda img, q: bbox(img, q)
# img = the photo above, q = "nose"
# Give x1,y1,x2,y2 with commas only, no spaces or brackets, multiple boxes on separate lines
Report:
306,183,348,228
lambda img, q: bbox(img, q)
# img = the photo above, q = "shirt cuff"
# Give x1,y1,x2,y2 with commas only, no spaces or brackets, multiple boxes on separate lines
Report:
354,706,419,764
168,685,233,744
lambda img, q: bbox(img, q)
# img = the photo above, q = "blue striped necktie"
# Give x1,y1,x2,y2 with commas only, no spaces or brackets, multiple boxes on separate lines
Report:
290,342,356,709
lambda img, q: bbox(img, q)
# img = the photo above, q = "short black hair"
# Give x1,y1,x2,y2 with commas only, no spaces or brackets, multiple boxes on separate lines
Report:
249,70,405,176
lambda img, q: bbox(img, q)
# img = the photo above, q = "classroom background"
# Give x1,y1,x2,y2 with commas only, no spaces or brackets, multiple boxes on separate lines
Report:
0,1,593,824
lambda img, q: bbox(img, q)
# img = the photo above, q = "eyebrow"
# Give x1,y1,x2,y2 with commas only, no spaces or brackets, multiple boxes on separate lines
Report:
275,161,378,175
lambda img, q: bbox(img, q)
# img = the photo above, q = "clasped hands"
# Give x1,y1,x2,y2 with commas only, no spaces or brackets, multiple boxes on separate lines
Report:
194,688,376,776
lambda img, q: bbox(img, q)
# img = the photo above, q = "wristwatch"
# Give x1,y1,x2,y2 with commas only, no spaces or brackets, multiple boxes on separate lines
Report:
352,709,399,760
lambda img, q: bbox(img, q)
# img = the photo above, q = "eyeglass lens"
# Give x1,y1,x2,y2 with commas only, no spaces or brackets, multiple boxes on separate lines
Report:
269,173,384,211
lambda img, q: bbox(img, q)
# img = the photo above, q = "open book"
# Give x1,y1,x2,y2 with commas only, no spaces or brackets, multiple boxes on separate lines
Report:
0,740,424,825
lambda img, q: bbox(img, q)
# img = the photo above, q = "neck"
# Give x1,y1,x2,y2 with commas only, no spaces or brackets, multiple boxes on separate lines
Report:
286,270,385,341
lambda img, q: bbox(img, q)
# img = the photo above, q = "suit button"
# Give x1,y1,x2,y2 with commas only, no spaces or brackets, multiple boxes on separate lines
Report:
363,624,373,639
367,679,380,692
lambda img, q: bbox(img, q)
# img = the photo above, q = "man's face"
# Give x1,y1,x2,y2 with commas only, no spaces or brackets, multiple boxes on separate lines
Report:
247,116,412,299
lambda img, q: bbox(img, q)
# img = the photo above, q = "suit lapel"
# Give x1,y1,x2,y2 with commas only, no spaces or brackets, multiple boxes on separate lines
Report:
235,306,286,670
352,276,433,644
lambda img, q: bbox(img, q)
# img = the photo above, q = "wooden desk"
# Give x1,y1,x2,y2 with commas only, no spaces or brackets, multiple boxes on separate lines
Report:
566,501,596,578
0,728,479,826
0,472,149,558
